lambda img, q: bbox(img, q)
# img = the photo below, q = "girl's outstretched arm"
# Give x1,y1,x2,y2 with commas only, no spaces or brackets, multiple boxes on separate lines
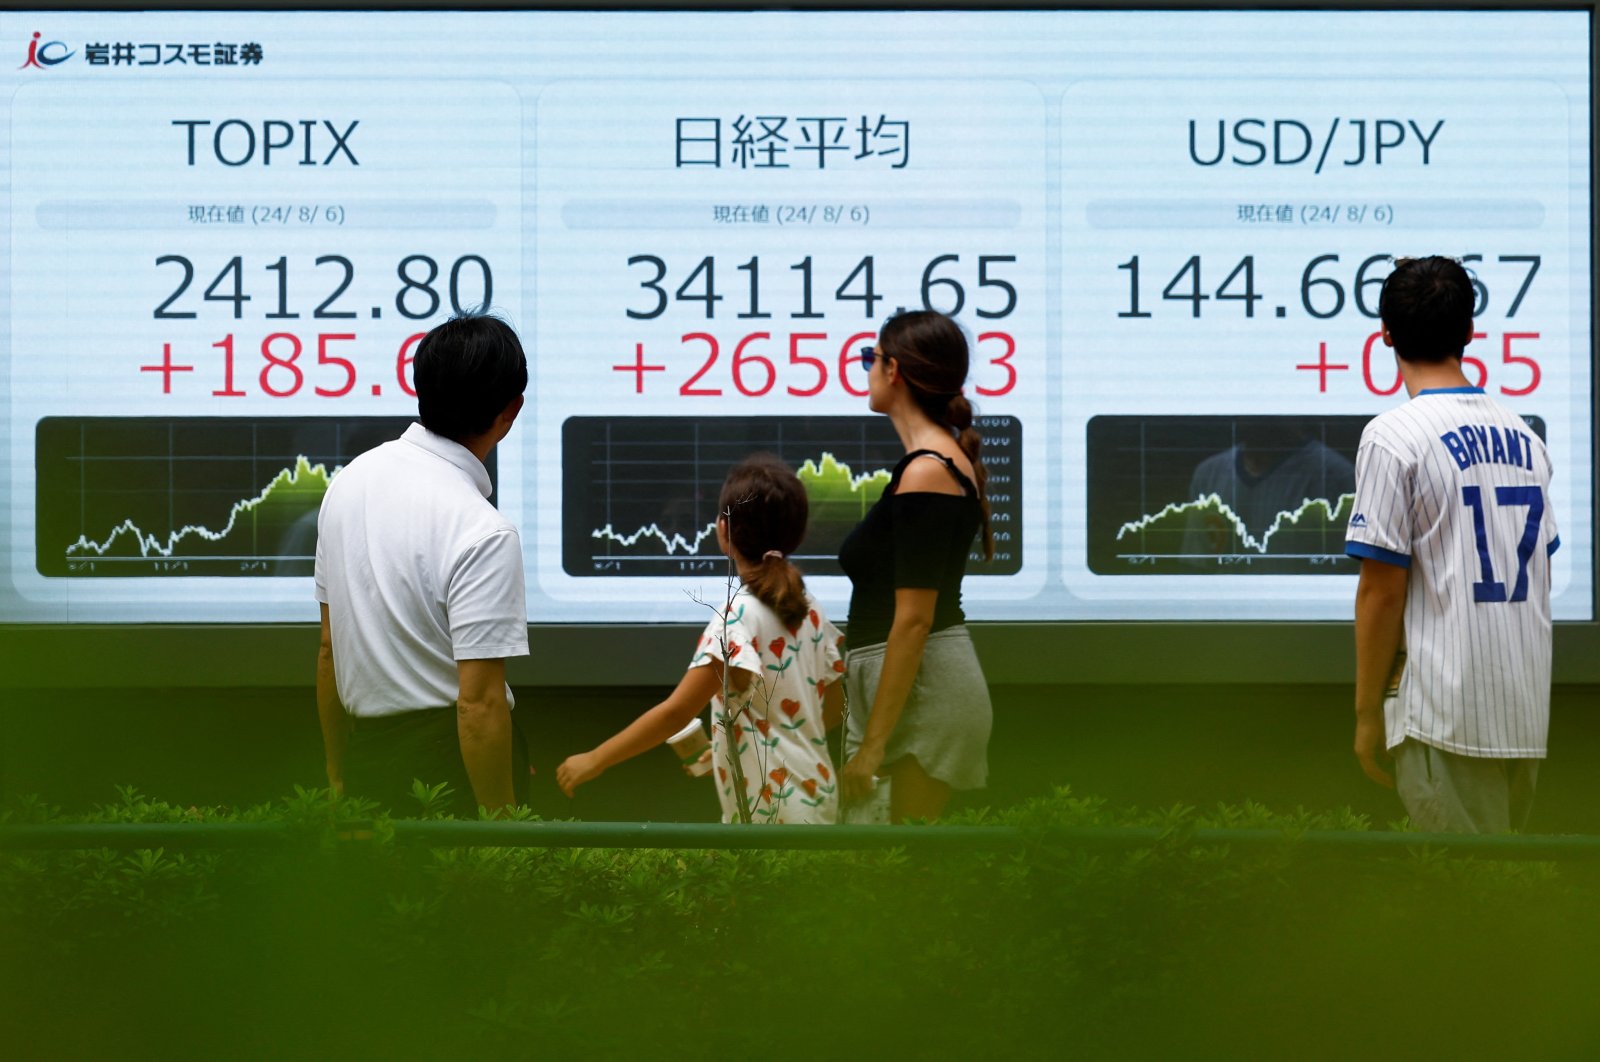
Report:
556,661,726,797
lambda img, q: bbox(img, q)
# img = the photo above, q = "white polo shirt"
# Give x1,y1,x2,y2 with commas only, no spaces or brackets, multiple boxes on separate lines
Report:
314,423,528,717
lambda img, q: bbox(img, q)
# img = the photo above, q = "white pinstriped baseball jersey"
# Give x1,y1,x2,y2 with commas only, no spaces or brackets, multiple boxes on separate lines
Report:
1345,387,1558,758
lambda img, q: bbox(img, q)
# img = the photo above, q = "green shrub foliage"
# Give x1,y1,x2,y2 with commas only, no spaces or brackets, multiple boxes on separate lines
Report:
4,787,1599,1060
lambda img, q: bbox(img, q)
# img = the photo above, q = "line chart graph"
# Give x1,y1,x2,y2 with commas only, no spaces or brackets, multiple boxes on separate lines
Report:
589,516,721,557
1087,415,1364,575
564,415,1022,577
66,455,337,560
1115,492,1356,555
36,416,422,577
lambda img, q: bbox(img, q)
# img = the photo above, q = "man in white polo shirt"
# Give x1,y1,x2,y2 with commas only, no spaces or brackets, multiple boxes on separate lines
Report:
1346,256,1557,833
315,314,530,815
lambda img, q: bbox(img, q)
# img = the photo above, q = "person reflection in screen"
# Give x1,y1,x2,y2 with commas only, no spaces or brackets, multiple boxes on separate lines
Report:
1181,419,1354,563
273,505,321,577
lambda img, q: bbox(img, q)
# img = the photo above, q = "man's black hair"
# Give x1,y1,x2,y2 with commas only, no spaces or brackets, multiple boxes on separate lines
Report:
413,314,528,442
1378,256,1475,364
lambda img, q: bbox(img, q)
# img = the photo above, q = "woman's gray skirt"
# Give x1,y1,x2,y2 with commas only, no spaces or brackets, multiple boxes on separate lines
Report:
845,625,992,791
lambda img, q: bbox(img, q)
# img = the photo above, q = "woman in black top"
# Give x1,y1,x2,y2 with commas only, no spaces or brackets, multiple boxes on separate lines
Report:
838,310,994,822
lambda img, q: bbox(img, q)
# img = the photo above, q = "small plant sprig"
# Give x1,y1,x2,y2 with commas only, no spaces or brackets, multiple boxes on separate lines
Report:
690,502,755,824
688,497,785,824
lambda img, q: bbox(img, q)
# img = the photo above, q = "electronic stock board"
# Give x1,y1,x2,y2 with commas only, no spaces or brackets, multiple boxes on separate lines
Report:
1,8,1591,628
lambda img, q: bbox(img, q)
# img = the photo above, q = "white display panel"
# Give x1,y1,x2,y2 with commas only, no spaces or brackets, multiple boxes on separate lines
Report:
7,78,521,620
0,9,1590,623
533,79,1045,619
1061,78,1586,619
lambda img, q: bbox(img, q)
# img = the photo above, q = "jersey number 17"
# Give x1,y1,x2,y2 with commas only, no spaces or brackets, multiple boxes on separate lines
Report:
1462,485,1545,604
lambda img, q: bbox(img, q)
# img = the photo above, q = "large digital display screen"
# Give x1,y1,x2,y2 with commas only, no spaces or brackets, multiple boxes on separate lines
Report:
0,9,1591,623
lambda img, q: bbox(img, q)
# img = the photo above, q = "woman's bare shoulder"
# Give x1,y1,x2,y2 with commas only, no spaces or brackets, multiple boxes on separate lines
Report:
895,449,973,496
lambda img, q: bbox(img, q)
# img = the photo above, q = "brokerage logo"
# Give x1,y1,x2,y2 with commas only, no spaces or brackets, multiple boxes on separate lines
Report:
20,31,74,69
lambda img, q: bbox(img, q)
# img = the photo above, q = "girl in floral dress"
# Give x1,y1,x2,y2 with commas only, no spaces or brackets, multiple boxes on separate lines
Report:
556,454,845,824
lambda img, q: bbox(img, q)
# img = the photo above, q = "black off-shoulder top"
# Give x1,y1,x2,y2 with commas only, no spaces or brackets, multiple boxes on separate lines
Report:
837,449,982,650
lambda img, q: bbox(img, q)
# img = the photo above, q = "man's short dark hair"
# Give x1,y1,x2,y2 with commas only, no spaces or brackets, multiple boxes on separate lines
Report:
413,314,528,442
1378,256,1475,364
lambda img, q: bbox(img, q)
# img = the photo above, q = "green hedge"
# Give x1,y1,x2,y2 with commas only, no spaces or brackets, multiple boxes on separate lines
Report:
4,786,1599,1060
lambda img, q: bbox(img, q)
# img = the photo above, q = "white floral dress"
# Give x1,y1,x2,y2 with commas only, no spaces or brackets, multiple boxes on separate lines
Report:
690,587,845,824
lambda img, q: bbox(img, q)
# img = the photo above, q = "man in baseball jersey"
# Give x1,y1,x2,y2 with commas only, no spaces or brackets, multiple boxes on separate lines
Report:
1346,256,1557,833
315,313,531,816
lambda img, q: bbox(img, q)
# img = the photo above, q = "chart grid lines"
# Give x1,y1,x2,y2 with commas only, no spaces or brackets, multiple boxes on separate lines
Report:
1088,414,1365,576
563,415,1021,577
36,416,432,577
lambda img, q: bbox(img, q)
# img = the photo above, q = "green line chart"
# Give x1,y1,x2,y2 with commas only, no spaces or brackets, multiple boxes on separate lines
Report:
564,415,1021,576
36,417,418,577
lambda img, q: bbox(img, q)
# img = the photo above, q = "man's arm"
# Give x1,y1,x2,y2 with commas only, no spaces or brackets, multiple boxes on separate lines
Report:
315,603,351,795
1353,558,1407,789
456,657,516,813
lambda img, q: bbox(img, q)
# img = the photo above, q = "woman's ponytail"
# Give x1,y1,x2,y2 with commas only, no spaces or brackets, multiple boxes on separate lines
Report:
946,393,993,560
